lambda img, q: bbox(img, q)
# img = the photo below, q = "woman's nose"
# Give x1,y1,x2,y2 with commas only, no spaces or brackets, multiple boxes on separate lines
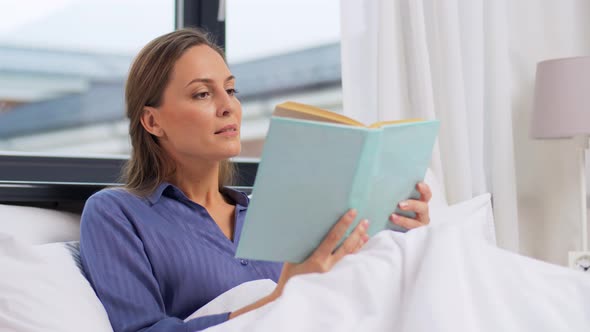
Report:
216,90,233,117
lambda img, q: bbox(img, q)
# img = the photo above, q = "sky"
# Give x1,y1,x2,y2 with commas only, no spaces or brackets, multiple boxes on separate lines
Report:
0,0,340,63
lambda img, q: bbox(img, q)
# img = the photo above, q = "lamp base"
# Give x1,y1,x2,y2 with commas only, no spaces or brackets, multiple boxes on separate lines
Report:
568,251,590,273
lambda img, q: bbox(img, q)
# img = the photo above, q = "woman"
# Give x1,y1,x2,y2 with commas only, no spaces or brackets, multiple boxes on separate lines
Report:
80,28,432,332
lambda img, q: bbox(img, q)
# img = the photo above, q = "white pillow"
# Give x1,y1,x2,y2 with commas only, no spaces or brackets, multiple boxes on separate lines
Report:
0,234,113,332
0,204,80,244
430,193,496,246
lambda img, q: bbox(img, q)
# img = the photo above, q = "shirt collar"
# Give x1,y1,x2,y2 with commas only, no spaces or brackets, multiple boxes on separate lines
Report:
146,182,173,205
146,181,249,210
221,187,250,211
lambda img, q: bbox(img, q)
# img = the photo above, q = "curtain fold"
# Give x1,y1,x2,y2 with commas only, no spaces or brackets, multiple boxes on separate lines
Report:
341,0,590,262
340,0,520,251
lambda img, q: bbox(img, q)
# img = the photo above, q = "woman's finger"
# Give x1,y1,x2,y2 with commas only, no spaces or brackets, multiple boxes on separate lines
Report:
353,234,369,253
398,199,430,225
398,199,429,215
314,209,357,258
418,210,430,225
417,182,432,203
332,219,369,261
390,213,424,230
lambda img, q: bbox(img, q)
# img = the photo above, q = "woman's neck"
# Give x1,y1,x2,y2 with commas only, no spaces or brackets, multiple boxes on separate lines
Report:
168,159,226,208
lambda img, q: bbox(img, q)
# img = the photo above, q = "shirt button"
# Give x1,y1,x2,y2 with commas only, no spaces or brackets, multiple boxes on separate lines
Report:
240,259,249,266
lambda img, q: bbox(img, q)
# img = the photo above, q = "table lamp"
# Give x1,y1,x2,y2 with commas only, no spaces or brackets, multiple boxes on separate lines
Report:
531,55,590,272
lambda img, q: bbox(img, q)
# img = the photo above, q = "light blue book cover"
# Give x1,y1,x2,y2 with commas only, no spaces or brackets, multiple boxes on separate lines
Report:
236,115,440,263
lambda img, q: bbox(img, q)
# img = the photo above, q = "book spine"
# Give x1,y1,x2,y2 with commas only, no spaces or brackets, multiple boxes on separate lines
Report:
348,129,382,235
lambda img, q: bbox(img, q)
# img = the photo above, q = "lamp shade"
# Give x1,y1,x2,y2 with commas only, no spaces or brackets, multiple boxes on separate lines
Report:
531,55,590,139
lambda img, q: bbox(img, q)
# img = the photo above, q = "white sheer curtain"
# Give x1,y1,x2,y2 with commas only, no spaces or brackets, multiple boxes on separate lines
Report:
340,0,519,251
340,0,590,263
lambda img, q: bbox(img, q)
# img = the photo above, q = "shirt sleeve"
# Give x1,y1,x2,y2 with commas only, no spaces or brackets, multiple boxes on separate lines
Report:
80,192,229,332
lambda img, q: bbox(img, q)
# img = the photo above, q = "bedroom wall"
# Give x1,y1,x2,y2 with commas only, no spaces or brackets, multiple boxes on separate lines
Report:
510,0,590,265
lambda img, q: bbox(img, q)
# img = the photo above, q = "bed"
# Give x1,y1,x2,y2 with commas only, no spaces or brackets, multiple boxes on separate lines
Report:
1,154,589,332
0,154,259,332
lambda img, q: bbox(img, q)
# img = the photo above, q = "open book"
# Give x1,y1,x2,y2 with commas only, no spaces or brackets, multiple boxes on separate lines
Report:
236,101,440,263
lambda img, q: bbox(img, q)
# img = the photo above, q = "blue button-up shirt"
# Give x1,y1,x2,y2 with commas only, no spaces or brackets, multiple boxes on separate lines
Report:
80,183,283,332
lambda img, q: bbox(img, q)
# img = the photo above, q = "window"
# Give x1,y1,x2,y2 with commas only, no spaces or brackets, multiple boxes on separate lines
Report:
0,0,342,158
0,0,174,155
226,0,342,157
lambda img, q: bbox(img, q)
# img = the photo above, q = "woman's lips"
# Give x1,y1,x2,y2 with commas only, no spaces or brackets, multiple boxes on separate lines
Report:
215,124,238,136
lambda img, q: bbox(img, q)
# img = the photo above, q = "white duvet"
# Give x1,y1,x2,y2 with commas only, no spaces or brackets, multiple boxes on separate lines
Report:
197,194,590,332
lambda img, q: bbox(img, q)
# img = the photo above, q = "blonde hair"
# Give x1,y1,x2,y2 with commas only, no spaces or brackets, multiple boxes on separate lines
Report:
122,28,235,196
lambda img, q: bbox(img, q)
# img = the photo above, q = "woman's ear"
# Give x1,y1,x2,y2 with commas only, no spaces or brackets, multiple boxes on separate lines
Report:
141,106,164,137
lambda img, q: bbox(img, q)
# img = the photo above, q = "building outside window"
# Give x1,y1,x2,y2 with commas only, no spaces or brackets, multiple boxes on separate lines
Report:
0,0,342,158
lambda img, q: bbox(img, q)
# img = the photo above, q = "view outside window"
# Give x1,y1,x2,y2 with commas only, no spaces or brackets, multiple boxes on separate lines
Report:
0,0,174,155
226,0,342,157
0,0,342,158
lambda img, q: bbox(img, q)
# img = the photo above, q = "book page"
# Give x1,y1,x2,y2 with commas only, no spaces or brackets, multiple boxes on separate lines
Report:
274,101,425,128
369,118,425,128
274,101,365,127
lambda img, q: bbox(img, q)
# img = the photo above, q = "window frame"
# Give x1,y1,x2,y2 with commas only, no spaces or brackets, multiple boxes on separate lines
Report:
0,0,242,207
176,0,225,47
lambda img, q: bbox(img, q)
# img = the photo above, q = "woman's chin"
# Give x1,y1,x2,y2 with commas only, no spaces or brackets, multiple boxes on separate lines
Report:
222,144,241,159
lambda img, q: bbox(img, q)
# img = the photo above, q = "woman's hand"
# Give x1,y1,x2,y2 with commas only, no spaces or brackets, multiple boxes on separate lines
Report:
272,209,369,298
231,184,431,320
389,182,432,230
229,209,368,319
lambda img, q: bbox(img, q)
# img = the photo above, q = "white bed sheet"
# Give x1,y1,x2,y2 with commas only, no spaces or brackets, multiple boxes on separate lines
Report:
202,200,590,332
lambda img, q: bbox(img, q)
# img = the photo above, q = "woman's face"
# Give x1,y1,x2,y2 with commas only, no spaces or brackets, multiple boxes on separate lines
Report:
145,45,242,163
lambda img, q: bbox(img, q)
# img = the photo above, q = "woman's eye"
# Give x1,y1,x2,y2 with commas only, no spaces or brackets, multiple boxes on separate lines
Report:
192,92,210,100
226,88,239,96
